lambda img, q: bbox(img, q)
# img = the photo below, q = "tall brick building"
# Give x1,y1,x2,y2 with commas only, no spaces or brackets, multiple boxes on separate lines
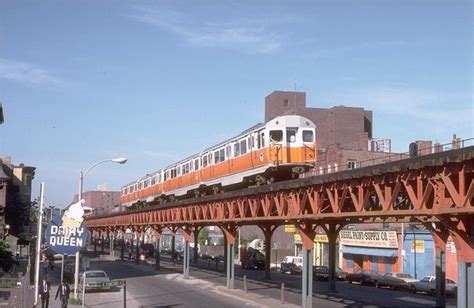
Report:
265,91,397,173
73,188,121,216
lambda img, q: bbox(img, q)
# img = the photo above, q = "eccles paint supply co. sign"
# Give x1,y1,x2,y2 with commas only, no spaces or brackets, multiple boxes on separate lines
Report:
45,200,88,255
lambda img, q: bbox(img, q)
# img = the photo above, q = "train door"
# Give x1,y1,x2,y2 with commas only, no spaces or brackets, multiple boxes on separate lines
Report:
269,129,283,165
286,128,297,163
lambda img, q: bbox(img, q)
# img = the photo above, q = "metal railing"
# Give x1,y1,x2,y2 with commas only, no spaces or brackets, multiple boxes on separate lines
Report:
311,137,473,176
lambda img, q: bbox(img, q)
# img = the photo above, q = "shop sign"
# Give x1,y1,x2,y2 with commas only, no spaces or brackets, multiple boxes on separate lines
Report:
339,230,398,248
411,240,425,253
315,234,328,243
44,200,88,255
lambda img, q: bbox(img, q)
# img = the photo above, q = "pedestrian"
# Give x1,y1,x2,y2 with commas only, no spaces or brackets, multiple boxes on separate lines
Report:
128,247,132,262
42,259,49,275
38,276,51,308
55,280,71,308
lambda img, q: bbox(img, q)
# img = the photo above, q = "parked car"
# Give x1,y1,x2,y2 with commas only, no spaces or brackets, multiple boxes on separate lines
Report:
410,275,457,296
376,272,418,290
80,270,110,292
335,267,348,281
346,269,380,285
313,266,329,280
312,266,348,281
280,256,303,275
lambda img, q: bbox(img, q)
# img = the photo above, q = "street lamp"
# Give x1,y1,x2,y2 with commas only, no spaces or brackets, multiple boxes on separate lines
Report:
73,157,127,300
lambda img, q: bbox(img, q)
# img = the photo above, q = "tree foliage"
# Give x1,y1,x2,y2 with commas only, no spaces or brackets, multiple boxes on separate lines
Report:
198,227,210,245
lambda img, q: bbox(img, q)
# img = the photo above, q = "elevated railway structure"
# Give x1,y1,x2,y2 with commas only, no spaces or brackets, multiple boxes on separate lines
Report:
86,146,474,308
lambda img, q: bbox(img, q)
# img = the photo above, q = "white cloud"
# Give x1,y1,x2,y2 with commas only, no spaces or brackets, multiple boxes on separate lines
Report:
129,6,281,54
0,58,64,86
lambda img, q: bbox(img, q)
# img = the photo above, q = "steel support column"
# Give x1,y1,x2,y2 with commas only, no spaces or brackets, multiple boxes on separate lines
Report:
322,223,345,292
120,230,125,261
259,224,278,280
222,225,237,289
182,227,192,279
135,232,140,264
297,221,317,308
194,226,201,264
430,223,449,307
154,228,162,271
226,242,235,289
109,231,114,256
302,248,313,308
435,249,446,307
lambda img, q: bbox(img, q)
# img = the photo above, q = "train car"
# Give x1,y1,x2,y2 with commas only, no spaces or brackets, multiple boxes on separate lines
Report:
121,115,316,207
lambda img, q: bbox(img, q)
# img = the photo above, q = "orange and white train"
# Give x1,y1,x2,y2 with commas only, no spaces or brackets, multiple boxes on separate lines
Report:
121,115,317,207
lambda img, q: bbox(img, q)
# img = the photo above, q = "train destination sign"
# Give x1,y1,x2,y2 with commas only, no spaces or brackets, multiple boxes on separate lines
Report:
45,201,88,255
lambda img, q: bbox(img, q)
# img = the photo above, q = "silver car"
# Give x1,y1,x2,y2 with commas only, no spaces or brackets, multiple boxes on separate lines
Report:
80,270,110,291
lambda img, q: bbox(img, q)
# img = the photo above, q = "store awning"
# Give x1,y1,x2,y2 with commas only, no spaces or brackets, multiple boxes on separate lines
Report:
341,246,398,257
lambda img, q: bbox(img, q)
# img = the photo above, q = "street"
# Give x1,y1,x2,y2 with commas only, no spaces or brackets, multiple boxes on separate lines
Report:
47,252,457,308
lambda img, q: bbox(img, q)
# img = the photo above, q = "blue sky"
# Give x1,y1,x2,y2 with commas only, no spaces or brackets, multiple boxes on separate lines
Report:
0,0,472,208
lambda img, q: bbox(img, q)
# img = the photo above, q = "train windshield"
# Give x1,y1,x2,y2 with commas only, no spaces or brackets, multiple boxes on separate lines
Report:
270,130,283,142
302,130,314,142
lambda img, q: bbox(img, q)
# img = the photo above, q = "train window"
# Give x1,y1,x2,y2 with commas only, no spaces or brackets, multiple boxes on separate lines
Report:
270,130,283,142
240,139,247,155
151,176,156,185
202,155,208,168
261,132,265,147
287,129,297,143
144,180,149,188
208,152,212,165
158,173,161,183
226,145,231,158
219,148,225,163
194,158,199,170
257,135,261,149
302,130,314,142
234,142,240,157
249,136,254,149
214,150,220,164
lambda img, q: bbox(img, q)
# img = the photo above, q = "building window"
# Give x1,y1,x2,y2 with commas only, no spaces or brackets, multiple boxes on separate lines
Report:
283,99,289,107
347,160,357,170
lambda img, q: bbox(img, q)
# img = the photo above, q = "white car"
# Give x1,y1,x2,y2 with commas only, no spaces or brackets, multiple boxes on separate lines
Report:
410,275,457,296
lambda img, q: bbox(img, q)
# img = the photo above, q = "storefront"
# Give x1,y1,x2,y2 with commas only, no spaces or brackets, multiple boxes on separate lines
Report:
340,230,399,273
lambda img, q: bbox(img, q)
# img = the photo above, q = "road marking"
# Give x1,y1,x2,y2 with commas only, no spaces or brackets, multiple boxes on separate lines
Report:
396,296,435,305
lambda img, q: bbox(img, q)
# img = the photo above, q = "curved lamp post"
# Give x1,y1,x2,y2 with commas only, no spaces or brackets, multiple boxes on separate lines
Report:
74,157,127,299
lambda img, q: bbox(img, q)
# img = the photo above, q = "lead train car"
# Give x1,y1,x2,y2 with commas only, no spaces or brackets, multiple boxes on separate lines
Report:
121,115,316,207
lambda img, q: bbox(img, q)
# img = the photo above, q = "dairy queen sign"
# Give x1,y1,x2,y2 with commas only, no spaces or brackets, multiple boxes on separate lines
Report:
45,200,88,254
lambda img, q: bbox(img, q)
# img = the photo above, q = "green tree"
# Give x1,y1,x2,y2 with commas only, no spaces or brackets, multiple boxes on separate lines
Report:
198,227,211,245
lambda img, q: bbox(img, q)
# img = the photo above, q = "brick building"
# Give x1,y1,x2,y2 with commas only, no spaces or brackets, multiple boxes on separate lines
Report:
0,157,36,238
73,188,121,216
264,90,400,174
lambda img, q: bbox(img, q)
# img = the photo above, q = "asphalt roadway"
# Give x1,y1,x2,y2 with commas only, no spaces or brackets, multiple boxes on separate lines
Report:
41,253,457,308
